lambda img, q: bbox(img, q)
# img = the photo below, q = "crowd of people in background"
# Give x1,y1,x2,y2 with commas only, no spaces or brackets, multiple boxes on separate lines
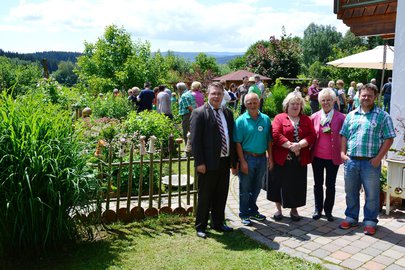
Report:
106,74,394,238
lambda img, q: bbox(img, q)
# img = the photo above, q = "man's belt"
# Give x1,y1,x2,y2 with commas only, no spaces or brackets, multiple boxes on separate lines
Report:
350,156,372,160
244,151,266,157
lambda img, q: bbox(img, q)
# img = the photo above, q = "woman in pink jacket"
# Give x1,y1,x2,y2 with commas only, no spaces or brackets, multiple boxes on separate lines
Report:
310,88,345,222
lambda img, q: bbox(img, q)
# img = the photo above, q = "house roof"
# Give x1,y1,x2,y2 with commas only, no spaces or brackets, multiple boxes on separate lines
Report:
213,70,271,81
334,0,397,38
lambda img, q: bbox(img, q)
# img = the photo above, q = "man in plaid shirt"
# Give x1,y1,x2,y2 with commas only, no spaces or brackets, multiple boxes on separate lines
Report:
339,83,395,236
177,82,196,144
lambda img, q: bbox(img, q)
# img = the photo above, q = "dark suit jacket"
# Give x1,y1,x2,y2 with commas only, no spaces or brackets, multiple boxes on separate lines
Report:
190,104,237,170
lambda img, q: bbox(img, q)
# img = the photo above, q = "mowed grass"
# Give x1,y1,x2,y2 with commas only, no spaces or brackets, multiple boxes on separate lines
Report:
3,216,324,270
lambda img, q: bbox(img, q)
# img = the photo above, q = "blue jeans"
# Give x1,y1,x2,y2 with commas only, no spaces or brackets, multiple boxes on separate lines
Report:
238,155,267,219
344,159,381,227
383,94,391,114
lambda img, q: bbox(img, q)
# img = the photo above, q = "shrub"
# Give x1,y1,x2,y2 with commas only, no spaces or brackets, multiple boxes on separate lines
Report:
263,83,289,117
90,92,133,119
0,91,95,257
303,101,312,116
124,110,182,149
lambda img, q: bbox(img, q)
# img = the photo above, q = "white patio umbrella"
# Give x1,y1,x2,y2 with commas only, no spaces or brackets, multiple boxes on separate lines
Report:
327,45,394,70
327,45,394,104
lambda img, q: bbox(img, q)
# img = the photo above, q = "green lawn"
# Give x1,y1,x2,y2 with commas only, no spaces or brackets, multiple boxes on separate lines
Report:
3,216,324,270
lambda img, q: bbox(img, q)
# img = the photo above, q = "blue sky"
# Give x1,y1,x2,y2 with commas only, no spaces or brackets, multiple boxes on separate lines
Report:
0,0,348,53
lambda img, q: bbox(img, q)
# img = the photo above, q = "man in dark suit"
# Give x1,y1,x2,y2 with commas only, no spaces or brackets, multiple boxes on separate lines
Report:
190,82,237,239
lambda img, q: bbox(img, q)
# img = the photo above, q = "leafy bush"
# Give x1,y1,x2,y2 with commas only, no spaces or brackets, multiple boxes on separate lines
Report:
90,92,133,119
0,91,95,257
303,101,312,116
125,110,181,148
0,56,42,97
262,83,289,117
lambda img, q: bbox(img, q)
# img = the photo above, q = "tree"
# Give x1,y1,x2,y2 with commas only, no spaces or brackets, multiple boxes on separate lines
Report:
192,53,220,74
76,25,169,94
301,23,342,67
52,61,78,86
0,56,42,97
227,55,246,71
245,33,302,84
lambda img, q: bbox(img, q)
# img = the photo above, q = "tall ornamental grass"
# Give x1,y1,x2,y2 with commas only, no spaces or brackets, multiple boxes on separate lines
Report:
0,92,94,257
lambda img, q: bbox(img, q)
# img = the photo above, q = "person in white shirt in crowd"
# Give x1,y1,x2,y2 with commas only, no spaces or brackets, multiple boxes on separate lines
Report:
156,85,172,119
220,80,231,107
347,81,356,113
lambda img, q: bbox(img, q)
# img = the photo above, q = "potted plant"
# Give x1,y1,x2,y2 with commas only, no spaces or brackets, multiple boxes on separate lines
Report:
379,166,389,211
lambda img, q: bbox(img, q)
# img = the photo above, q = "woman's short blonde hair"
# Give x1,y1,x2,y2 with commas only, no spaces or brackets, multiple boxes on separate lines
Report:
282,92,305,113
328,80,335,88
318,88,337,102
191,81,201,90
336,79,344,86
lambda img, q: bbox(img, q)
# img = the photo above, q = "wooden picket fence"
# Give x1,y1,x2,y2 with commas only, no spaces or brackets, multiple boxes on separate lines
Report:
85,135,198,223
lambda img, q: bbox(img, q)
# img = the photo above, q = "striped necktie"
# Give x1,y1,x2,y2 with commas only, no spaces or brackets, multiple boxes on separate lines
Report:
214,108,228,156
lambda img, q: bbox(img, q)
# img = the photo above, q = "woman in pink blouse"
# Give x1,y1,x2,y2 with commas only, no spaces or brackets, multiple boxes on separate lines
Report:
191,81,205,108
310,88,345,222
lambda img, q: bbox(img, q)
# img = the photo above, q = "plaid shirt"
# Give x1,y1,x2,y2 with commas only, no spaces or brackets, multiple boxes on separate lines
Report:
340,105,395,157
178,90,196,116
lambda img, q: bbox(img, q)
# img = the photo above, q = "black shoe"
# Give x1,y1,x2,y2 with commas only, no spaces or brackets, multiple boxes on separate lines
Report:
196,231,207,239
273,213,283,221
290,213,301,222
212,224,234,232
325,214,334,222
312,211,322,220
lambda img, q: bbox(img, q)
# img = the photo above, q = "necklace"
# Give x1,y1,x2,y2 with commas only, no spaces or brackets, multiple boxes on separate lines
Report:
288,115,300,122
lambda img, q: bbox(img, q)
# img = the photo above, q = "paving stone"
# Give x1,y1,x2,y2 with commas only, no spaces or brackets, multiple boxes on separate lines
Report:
323,263,345,270
256,228,276,237
373,255,396,266
395,226,405,234
395,257,405,267
382,249,405,260
310,248,331,259
296,246,312,254
373,241,395,251
361,261,386,270
282,239,302,249
351,252,374,263
322,243,342,253
330,250,352,261
332,238,352,247
302,241,322,251
340,258,364,269
362,246,384,257
315,226,335,234
350,238,371,248
314,237,332,245
391,245,405,254
385,264,405,270
289,228,307,237
343,245,363,255
324,256,343,265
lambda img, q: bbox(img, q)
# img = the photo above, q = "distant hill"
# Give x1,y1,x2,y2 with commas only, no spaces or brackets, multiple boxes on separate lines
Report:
159,51,244,64
0,49,82,73
0,49,243,73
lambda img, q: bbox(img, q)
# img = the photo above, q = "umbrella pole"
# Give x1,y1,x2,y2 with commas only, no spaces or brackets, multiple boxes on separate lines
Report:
379,42,388,107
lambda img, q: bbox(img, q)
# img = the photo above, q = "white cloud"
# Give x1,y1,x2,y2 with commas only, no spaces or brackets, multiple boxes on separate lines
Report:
1,0,348,52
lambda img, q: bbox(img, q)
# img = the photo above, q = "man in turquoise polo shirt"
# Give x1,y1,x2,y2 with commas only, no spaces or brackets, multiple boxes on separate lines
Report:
234,93,273,226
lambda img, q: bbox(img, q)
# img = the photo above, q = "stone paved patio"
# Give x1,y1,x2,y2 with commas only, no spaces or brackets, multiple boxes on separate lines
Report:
225,165,405,270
